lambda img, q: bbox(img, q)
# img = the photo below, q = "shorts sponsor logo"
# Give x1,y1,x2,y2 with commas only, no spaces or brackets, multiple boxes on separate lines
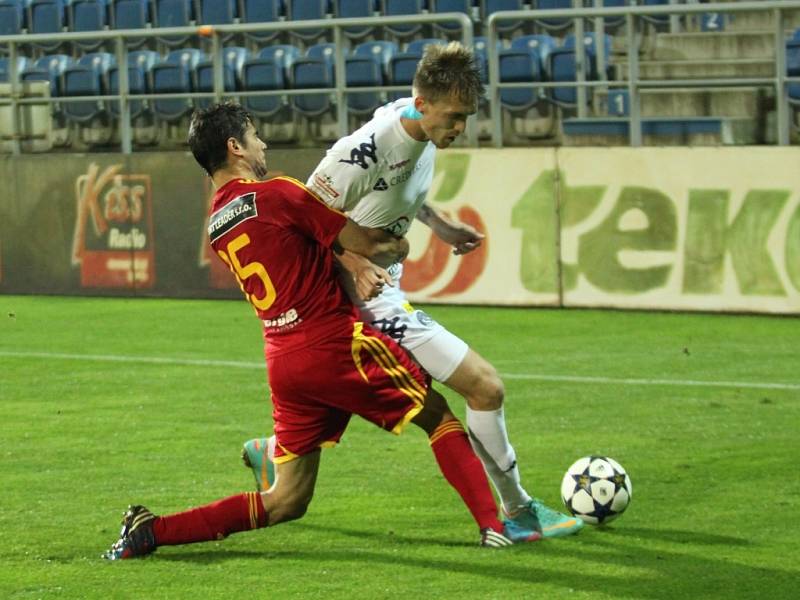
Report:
385,216,410,236
372,316,407,343
373,178,389,191
338,133,378,170
208,192,257,243
415,310,436,327
263,308,301,331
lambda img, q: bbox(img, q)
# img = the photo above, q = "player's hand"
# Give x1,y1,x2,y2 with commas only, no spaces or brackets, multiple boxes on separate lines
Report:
439,222,485,255
355,264,393,301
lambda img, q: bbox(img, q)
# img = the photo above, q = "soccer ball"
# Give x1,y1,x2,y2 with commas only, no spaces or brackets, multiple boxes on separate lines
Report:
560,456,632,525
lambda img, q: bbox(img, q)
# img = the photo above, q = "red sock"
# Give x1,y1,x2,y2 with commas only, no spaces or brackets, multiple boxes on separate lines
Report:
152,492,267,546
429,420,504,532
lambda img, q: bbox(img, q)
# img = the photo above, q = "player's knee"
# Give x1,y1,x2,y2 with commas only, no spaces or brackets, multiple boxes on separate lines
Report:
264,489,313,524
471,367,505,411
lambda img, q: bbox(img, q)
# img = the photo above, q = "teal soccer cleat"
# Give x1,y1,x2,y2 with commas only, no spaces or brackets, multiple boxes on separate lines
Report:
241,437,275,492
507,499,584,539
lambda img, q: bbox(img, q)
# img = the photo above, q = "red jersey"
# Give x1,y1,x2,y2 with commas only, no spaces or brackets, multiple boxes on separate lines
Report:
208,176,356,356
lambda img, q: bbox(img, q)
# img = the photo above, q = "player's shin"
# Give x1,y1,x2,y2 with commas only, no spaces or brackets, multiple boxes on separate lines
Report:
428,418,505,532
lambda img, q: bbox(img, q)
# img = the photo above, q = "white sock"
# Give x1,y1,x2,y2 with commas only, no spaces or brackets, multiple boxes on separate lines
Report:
267,434,276,462
466,406,531,513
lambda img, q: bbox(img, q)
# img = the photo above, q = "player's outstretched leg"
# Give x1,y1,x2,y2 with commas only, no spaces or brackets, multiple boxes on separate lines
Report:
443,349,582,539
242,437,276,491
102,505,157,560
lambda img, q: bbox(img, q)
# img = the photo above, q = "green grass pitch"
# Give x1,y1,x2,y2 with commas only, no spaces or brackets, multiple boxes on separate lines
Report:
1,295,798,599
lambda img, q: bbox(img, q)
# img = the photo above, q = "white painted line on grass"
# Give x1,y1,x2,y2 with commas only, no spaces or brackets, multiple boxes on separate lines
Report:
2,350,798,391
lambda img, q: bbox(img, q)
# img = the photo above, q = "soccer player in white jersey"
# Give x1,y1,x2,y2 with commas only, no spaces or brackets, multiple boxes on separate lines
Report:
243,42,582,538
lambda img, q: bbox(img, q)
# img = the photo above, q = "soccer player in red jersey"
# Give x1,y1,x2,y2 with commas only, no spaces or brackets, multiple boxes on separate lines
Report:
102,103,540,560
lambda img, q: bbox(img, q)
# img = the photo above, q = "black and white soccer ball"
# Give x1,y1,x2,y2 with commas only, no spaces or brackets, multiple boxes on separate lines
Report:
561,456,632,525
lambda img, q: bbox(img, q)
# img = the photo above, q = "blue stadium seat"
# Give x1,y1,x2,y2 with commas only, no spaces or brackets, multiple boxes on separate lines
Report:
598,0,627,30
257,45,301,77
641,0,671,27
200,0,236,25
531,0,572,32
150,48,204,122
28,0,67,49
354,41,399,77
546,47,590,106
21,54,74,95
0,0,26,35
306,42,338,67
291,57,334,117
430,0,472,35
382,0,426,40
388,51,419,101
288,0,330,42
335,0,376,40
111,0,150,29
154,0,195,45
498,49,541,113
406,38,445,55
242,57,287,118
563,32,612,77
69,0,109,50
107,50,159,118
509,34,556,74
345,54,383,115
787,40,800,106
240,0,283,43
0,56,31,82
482,0,525,35
62,52,116,122
195,46,248,107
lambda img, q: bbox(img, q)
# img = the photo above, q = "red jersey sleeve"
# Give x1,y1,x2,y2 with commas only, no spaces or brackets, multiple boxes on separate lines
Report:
263,176,347,248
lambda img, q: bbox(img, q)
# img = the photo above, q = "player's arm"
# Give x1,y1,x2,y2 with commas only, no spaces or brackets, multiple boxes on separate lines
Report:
335,248,394,301
335,220,409,269
416,202,484,256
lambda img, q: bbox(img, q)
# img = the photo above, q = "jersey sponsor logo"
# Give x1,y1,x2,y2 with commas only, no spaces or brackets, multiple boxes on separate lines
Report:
310,172,340,201
372,177,389,191
384,216,410,236
208,192,257,243
338,133,378,170
389,159,410,171
372,316,408,344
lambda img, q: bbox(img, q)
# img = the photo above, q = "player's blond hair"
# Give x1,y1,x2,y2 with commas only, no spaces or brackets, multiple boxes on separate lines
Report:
412,41,484,106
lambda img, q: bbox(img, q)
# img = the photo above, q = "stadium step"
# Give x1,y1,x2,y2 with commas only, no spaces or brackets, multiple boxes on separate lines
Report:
595,87,768,119
612,58,775,81
651,31,776,60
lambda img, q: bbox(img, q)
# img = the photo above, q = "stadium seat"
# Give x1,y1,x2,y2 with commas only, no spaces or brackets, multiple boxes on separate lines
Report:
242,57,287,118
335,0,376,40
306,42,338,67
154,0,195,45
787,39,800,108
0,0,26,35
546,47,590,106
353,41,399,77
0,57,30,83
405,38,445,55
195,46,248,108
150,48,204,122
106,50,159,119
199,0,236,25
288,0,330,42
345,54,383,115
382,0,426,40
62,52,116,122
111,0,150,28
531,0,572,32
388,51,420,101
563,32,612,77
240,0,283,43
498,49,541,113
641,0,671,27
430,0,472,35
481,0,525,35
291,57,334,117
509,34,556,74
598,0,627,30
69,0,109,50
28,0,67,50
21,54,73,95
258,45,301,74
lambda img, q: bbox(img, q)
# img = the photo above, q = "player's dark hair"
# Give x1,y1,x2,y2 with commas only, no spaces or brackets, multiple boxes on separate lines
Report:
413,41,484,106
188,102,254,176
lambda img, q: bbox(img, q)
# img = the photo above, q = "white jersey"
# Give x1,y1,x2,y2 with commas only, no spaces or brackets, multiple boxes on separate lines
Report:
306,98,435,241
306,98,468,380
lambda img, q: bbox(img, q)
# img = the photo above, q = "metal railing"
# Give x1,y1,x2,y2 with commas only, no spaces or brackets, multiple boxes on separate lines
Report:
0,12,473,155
487,0,800,147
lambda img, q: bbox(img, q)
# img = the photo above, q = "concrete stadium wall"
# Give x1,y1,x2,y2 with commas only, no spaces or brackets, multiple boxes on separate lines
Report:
1,147,798,314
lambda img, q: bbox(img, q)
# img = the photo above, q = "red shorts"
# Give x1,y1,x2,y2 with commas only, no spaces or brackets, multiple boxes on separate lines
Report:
266,321,430,463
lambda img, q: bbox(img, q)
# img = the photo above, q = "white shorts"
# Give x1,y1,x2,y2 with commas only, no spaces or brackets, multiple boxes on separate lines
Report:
354,268,469,382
